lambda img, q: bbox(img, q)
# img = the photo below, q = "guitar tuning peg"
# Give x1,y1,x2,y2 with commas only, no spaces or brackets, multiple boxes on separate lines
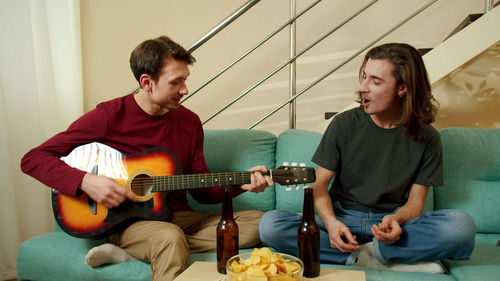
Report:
283,162,289,166
286,186,292,191
294,185,300,191
299,163,306,167
303,185,310,189
291,162,298,167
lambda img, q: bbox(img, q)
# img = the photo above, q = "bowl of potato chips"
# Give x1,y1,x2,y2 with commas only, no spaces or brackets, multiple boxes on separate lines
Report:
226,247,303,281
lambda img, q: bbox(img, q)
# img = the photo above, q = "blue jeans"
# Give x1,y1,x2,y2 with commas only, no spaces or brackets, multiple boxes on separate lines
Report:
259,202,476,265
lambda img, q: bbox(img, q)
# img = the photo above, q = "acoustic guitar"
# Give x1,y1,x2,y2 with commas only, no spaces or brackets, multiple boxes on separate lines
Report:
52,142,316,239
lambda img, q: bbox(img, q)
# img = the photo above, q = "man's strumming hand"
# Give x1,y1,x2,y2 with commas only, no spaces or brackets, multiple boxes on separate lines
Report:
80,173,136,209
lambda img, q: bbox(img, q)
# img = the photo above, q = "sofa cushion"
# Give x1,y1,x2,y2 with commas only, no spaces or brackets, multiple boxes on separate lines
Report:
274,129,323,212
435,128,500,233
187,129,277,212
17,232,151,281
442,233,500,281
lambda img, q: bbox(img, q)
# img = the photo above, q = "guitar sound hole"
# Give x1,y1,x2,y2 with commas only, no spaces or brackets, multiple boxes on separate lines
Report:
130,174,153,197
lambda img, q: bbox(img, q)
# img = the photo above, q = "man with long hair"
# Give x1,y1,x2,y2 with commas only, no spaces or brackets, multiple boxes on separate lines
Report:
259,43,476,272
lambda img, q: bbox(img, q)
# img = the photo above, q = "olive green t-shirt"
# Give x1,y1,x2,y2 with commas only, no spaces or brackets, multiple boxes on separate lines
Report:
312,107,443,213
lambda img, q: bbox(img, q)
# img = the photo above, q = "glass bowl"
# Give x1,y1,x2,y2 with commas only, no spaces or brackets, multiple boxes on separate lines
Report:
226,249,304,281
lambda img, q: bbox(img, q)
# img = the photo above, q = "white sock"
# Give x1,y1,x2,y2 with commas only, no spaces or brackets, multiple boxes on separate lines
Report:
387,261,445,273
355,242,445,274
85,243,137,267
355,242,387,270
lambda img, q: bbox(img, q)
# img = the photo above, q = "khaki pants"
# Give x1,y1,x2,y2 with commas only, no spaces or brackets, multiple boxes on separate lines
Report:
110,210,264,281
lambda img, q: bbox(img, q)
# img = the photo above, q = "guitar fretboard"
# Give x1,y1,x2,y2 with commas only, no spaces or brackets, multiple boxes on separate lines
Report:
152,171,258,191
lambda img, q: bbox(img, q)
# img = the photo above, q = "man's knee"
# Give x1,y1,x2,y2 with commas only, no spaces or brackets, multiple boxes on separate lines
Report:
437,209,477,260
154,225,188,248
258,210,292,241
436,209,476,249
235,210,264,224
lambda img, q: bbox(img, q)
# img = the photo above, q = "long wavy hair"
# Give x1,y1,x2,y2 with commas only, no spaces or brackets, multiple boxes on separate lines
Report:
356,43,439,141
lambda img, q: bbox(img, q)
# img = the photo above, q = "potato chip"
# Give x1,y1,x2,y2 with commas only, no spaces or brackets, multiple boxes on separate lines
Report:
230,259,247,273
266,263,278,275
249,255,261,265
257,247,273,257
283,261,301,273
246,265,265,276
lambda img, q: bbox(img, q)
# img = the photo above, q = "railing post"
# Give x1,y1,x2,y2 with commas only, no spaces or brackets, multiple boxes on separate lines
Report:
289,0,297,129
485,0,494,12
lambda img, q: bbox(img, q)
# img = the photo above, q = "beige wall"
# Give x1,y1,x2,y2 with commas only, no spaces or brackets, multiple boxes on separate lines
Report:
81,0,495,135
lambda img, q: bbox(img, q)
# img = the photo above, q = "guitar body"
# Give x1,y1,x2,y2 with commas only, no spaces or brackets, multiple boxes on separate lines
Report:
52,142,316,239
52,142,180,239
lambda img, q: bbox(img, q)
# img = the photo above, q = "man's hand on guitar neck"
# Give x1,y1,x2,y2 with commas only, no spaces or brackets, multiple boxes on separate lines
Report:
80,173,137,209
241,165,274,193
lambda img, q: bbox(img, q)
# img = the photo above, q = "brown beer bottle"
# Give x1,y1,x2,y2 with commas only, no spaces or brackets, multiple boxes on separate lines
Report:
297,187,320,277
216,186,239,274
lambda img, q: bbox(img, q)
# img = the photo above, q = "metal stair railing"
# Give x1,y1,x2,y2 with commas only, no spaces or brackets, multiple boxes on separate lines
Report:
248,0,438,129
131,0,440,129
201,0,379,125
190,0,437,129
187,0,261,52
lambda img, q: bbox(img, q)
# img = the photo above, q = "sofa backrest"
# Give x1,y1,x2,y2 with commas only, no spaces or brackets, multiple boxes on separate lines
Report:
188,129,277,212
434,127,500,233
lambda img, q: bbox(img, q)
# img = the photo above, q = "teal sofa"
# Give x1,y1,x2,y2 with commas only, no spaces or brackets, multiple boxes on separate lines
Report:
17,128,500,281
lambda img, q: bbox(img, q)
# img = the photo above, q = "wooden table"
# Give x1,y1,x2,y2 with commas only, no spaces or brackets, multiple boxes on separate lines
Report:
174,261,366,281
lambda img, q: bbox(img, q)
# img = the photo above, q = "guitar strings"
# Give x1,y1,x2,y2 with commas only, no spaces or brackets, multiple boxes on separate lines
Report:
128,170,311,194
128,171,306,181
128,170,307,183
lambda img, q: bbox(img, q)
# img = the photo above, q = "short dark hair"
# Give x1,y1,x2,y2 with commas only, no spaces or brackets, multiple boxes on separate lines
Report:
356,43,439,140
130,36,195,84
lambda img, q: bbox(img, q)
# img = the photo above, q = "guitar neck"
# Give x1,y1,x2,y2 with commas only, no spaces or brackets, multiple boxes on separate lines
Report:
152,171,261,192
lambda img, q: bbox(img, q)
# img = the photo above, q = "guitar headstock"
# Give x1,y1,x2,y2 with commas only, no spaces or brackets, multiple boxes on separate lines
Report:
273,162,315,190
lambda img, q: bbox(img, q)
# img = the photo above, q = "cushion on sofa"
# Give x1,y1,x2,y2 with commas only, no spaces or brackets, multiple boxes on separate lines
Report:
434,128,500,233
442,233,500,281
187,129,277,212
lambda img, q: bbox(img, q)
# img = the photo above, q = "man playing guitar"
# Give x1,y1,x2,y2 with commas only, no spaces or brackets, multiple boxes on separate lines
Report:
21,35,274,281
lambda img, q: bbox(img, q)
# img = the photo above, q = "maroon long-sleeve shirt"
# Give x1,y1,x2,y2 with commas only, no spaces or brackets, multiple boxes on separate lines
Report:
21,94,243,212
